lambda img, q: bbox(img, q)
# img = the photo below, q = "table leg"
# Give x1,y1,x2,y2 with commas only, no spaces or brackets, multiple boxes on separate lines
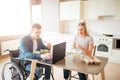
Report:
69,71,71,80
52,67,54,75
100,69,105,80
92,74,94,80
29,60,37,80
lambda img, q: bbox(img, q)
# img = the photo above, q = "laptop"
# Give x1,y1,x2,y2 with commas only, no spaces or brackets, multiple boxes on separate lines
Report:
39,42,66,64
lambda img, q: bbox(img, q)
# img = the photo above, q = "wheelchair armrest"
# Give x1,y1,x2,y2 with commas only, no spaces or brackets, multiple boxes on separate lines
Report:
12,57,21,60
9,49,20,58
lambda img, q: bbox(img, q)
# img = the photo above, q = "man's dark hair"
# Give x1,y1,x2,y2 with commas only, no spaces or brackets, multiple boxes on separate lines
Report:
32,23,41,30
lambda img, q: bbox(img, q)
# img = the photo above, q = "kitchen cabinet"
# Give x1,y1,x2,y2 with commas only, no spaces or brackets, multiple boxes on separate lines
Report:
98,0,118,16
60,1,80,20
116,0,120,19
83,0,119,20
83,0,98,20
111,49,120,63
60,0,120,20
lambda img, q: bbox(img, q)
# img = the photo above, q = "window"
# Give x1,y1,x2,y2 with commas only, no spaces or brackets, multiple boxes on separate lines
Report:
0,0,30,36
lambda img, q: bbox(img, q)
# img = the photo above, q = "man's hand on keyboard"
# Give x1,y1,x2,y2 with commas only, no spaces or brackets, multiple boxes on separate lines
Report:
40,53,52,60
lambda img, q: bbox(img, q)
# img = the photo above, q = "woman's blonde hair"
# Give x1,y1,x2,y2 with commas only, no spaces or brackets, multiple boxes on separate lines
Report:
77,22,89,36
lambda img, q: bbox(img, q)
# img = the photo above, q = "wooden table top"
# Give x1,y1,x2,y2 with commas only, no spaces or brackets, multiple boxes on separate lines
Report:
53,54,108,75
26,53,108,75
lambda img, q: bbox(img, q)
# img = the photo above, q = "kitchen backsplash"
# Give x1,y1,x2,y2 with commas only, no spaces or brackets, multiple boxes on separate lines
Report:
87,20,120,36
60,20,120,37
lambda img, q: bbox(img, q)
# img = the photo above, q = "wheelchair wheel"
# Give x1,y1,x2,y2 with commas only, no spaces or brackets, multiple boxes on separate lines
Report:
2,62,24,80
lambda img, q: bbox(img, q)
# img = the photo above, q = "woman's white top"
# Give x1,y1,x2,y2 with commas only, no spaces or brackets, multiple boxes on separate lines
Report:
74,35,94,54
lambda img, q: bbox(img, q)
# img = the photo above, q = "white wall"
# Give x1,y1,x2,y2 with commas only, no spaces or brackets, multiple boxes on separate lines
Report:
1,39,20,55
41,0,59,32
60,20,80,34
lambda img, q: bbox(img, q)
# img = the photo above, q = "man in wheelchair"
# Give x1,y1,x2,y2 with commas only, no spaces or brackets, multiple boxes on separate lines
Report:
19,23,52,80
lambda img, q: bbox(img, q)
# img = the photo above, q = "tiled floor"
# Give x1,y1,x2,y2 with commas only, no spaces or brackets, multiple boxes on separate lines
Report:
0,57,120,80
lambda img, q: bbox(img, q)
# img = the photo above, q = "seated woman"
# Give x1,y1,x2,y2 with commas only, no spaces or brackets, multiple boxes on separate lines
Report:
63,22,94,80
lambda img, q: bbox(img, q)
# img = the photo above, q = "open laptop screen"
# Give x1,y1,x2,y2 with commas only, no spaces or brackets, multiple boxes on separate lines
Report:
52,42,66,64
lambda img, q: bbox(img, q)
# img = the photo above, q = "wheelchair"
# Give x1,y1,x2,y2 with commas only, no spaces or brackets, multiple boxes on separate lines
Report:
1,49,54,80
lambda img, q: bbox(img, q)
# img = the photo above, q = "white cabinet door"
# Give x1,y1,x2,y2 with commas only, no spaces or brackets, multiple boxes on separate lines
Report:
83,0,98,20
60,1,80,20
98,0,118,16
83,0,118,20
117,0,120,19
111,50,120,62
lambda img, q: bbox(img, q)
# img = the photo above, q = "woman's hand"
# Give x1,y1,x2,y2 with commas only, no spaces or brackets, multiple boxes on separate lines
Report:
40,53,52,60
74,42,83,50
76,43,94,55
75,44,83,50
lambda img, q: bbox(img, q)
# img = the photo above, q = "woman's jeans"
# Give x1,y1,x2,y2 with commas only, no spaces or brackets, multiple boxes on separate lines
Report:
63,69,86,80
26,63,51,80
